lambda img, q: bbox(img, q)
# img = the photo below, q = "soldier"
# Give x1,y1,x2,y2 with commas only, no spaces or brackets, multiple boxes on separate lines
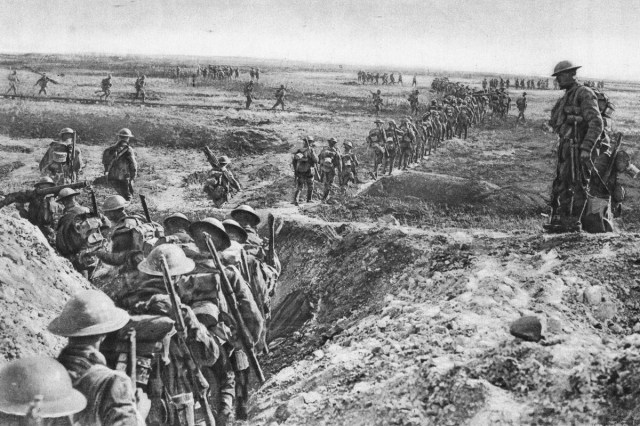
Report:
398,72,403,85
255,68,260,81
516,92,527,123
39,127,84,185
203,155,242,208
34,73,55,96
0,356,87,425
162,212,194,243
292,136,319,205
271,85,286,110
382,120,400,176
102,128,138,201
97,74,112,100
15,177,61,243
48,290,150,425
398,118,416,170
6,69,19,95
482,78,488,91
545,61,604,233
408,89,420,115
134,75,145,102
318,137,342,202
389,73,396,85
244,80,254,109
176,65,181,79
371,89,383,116
341,141,360,186
412,73,417,87
230,204,262,245
367,119,387,179
249,67,255,80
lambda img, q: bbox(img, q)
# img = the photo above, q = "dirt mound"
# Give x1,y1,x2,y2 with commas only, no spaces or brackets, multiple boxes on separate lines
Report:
0,212,90,361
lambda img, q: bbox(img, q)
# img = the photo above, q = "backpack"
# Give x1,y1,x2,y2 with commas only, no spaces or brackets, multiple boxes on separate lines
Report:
112,216,164,254
516,97,526,109
295,151,312,173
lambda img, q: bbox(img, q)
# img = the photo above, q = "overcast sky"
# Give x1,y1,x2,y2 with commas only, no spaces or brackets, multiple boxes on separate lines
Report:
2,0,639,80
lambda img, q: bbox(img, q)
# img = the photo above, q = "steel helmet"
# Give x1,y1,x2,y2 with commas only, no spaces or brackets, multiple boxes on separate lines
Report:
388,120,397,127
280,85,285,89
509,316,543,342
377,90,381,94
551,60,581,77
218,155,231,165
0,357,87,418
327,137,338,145
48,290,130,337
189,217,231,252
116,128,134,138
222,219,248,244
34,177,55,188
164,212,191,231
523,92,527,96
102,195,128,212
137,244,195,276
343,141,353,148
230,204,261,228
58,128,74,137
56,187,79,202
303,136,315,143
374,119,384,124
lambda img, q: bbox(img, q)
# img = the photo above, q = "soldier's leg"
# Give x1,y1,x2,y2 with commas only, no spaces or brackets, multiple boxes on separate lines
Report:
232,350,250,420
293,176,303,205
141,89,145,103
306,176,314,202
322,172,333,201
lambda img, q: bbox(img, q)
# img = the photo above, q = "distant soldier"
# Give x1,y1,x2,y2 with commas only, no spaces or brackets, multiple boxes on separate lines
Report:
398,73,403,85
367,119,387,179
412,74,417,87
6,69,19,95
482,78,488,91
292,136,319,205
96,73,112,100
134,75,146,102
375,72,380,85
250,67,255,80
49,290,150,425
244,80,254,109
192,72,197,87
371,89,383,116
389,73,396,84
176,65,181,78
515,79,520,90
506,78,510,89
341,141,360,185
203,155,242,207
408,89,420,115
102,128,138,200
318,137,342,202
235,67,240,78
271,85,286,110
0,356,87,425
255,67,260,81
34,72,56,96
516,92,527,123
545,60,604,233
39,127,84,184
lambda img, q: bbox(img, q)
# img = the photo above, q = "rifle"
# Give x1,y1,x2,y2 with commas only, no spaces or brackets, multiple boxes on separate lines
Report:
69,131,77,183
0,181,87,209
90,189,99,217
139,194,152,223
267,213,276,268
128,328,137,388
204,235,266,384
159,255,216,426
202,146,220,169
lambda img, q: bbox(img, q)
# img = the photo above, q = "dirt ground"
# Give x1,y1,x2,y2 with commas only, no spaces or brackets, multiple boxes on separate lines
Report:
2,54,640,425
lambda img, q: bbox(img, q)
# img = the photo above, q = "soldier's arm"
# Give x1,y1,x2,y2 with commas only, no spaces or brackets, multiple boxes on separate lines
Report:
577,87,604,153
127,151,138,178
225,266,264,344
99,372,146,426
74,147,85,172
226,170,242,191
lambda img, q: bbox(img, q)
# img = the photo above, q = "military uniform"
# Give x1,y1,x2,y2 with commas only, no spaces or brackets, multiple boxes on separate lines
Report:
134,76,145,102
102,129,138,201
271,85,286,110
366,120,386,179
39,128,84,185
203,156,242,208
516,93,527,123
318,139,342,201
244,81,254,109
341,142,359,185
6,70,19,95
17,178,61,243
292,138,319,205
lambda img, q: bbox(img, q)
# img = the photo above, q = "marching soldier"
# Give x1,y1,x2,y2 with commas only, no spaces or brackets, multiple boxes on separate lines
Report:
371,90,383,116
545,60,604,233
341,141,360,186
398,73,403,85
271,85,286,110
0,356,87,425
382,120,400,176
34,73,56,96
367,119,387,179
102,128,138,201
408,90,420,115
318,137,342,202
134,75,145,102
97,74,113,100
292,136,319,205
6,69,19,95
244,80,254,109
398,118,417,170
39,127,84,185
203,155,242,208
49,289,150,425
516,92,527,123
412,74,417,87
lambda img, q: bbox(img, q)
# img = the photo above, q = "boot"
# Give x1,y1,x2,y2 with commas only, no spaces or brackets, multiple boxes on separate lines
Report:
293,190,301,206
235,396,248,420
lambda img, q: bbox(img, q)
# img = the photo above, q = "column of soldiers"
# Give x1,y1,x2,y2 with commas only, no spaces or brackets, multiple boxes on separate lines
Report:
357,71,405,85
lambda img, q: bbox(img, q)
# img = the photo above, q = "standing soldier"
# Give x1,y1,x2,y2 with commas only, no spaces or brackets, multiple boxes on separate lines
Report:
398,72,403,85
292,136,319,205
482,78,488,91
6,69,19,95
545,61,604,233
255,67,260,81
39,127,84,184
516,92,527,123
134,75,146,102
398,118,416,170
341,141,360,186
244,80,254,109
102,128,138,201
371,89,383,116
271,85,286,110
49,290,150,425
412,73,417,87
96,73,113,100
250,67,255,80
318,137,342,202
34,72,56,96
408,89,420,115
367,119,387,179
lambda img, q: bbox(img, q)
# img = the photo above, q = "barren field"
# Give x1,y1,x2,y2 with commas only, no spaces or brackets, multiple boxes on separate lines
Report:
2,53,640,425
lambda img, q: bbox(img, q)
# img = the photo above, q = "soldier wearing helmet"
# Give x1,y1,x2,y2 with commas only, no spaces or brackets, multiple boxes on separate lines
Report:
96,73,113,100
6,68,19,96
292,136,319,205
370,89,383,116
340,141,360,186
318,137,343,202
102,128,138,200
516,92,527,124
367,119,387,179
546,60,605,233
230,204,262,245
15,177,62,243
271,84,287,110
34,72,56,96
244,80,254,109
39,127,85,185
0,356,87,424
49,290,150,425
203,154,242,208
134,75,146,102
